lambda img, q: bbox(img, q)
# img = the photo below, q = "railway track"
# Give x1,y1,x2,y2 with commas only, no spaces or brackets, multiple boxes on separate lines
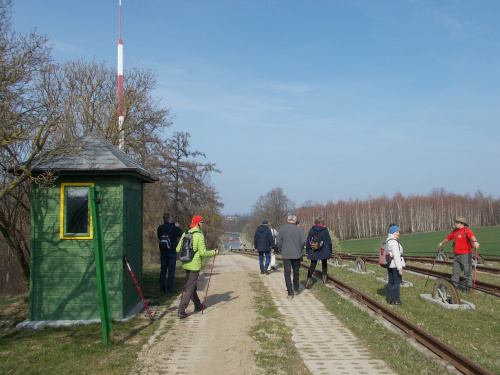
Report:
238,250,493,374
344,254,500,275
338,254,500,296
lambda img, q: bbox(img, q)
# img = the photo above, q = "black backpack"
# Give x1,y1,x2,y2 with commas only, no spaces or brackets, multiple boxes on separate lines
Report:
310,229,324,251
159,227,172,251
179,231,197,262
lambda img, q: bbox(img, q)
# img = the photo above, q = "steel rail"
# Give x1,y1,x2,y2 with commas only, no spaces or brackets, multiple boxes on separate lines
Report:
239,251,493,374
301,264,494,375
345,254,500,274
339,255,500,296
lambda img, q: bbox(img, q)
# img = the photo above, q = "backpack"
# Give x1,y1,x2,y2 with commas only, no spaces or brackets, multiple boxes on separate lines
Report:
310,229,324,251
159,227,172,251
179,231,197,262
379,239,397,268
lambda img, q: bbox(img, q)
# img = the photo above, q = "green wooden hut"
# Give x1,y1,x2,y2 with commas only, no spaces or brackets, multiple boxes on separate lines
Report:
28,134,157,321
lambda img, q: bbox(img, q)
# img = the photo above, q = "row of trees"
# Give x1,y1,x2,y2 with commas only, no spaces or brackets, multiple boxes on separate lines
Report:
296,190,498,240
0,0,223,294
245,187,498,243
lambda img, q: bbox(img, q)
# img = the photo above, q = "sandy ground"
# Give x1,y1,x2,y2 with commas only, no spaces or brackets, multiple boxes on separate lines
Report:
132,252,262,374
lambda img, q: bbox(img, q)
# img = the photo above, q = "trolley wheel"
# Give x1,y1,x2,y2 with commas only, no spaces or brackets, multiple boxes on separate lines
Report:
436,251,449,261
473,254,484,266
355,257,367,273
333,253,343,266
432,278,461,305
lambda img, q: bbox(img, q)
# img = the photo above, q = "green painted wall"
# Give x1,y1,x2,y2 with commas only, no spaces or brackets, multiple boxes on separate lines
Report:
29,175,143,321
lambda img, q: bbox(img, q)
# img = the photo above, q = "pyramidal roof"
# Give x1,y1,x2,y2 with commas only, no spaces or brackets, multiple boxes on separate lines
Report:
31,133,158,182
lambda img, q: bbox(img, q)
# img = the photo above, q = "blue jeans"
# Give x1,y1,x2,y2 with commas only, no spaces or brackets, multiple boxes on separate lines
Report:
387,267,402,302
160,252,177,292
259,251,271,272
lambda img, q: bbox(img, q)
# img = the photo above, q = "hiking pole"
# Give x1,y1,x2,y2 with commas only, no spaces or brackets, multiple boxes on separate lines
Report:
124,256,154,321
202,254,217,315
473,249,478,299
425,248,442,287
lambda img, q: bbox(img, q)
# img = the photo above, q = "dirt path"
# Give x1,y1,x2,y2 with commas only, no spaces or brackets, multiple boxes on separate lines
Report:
132,252,395,375
132,252,261,374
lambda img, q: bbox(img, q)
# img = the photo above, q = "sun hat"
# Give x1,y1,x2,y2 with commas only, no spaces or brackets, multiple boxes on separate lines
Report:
190,215,203,228
389,225,400,234
455,216,468,226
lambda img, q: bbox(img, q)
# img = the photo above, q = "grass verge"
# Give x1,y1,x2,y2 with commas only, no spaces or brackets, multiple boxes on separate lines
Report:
248,272,311,375
0,264,183,375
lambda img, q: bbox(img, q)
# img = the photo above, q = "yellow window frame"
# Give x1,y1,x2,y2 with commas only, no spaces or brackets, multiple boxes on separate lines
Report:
60,183,94,239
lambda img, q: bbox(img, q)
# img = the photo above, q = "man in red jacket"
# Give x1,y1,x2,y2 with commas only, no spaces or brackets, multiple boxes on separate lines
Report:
438,216,480,293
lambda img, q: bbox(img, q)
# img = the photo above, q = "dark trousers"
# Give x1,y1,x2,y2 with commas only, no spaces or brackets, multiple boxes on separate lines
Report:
283,258,301,296
160,251,177,292
178,270,202,313
307,259,328,278
259,251,271,272
451,253,473,289
387,267,402,302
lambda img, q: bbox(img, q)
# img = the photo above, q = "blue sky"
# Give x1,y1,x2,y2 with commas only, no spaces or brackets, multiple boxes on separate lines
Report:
12,1,500,215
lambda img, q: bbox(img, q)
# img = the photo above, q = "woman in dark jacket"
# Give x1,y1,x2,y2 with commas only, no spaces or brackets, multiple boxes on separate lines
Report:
305,218,332,288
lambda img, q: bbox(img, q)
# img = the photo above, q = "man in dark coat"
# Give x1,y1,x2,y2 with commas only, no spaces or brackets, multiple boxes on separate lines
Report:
254,220,274,274
157,213,183,292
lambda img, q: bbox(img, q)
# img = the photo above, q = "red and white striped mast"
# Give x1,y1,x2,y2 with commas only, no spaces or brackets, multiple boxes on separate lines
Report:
117,0,124,150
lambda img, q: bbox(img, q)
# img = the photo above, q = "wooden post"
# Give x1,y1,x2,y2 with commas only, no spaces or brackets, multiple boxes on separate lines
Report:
90,186,113,344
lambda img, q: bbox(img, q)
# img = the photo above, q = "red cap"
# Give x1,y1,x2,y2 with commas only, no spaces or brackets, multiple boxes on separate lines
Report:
190,215,203,228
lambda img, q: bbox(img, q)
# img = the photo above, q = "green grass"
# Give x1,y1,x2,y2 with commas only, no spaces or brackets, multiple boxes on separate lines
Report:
0,264,184,375
339,226,500,257
248,273,311,375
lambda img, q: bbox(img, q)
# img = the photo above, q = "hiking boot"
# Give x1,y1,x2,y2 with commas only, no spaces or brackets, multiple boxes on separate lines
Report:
305,278,312,289
178,311,188,319
394,300,403,306
323,275,328,284
194,305,204,312
287,295,294,300
386,299,393,304
294,290,299,296
265,269,270,275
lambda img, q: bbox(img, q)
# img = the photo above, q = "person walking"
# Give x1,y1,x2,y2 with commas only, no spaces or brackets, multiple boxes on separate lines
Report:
254,220,274,274
277,215,306,299
386,225,405,305
438,216,480,293
176,216,218,318
267,225,279,271
305,218,332,288
157,213,183,293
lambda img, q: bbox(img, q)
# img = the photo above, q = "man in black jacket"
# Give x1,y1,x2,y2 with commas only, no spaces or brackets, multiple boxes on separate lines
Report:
254,220,274,275
157,213,183,292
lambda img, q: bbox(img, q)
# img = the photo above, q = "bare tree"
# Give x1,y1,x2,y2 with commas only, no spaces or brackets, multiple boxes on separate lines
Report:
252,187,296,229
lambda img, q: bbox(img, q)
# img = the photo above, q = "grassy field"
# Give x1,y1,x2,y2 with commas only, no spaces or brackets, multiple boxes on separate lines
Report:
338,226,500,258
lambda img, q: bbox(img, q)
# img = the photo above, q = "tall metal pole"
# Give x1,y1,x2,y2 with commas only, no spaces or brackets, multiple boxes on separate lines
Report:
117,0,124,150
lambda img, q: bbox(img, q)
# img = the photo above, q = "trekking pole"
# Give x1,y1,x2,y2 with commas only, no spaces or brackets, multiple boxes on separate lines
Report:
124,256,154,321
202,254,217,315
473,249,478,299
425,248,442,287
180,274,187,300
